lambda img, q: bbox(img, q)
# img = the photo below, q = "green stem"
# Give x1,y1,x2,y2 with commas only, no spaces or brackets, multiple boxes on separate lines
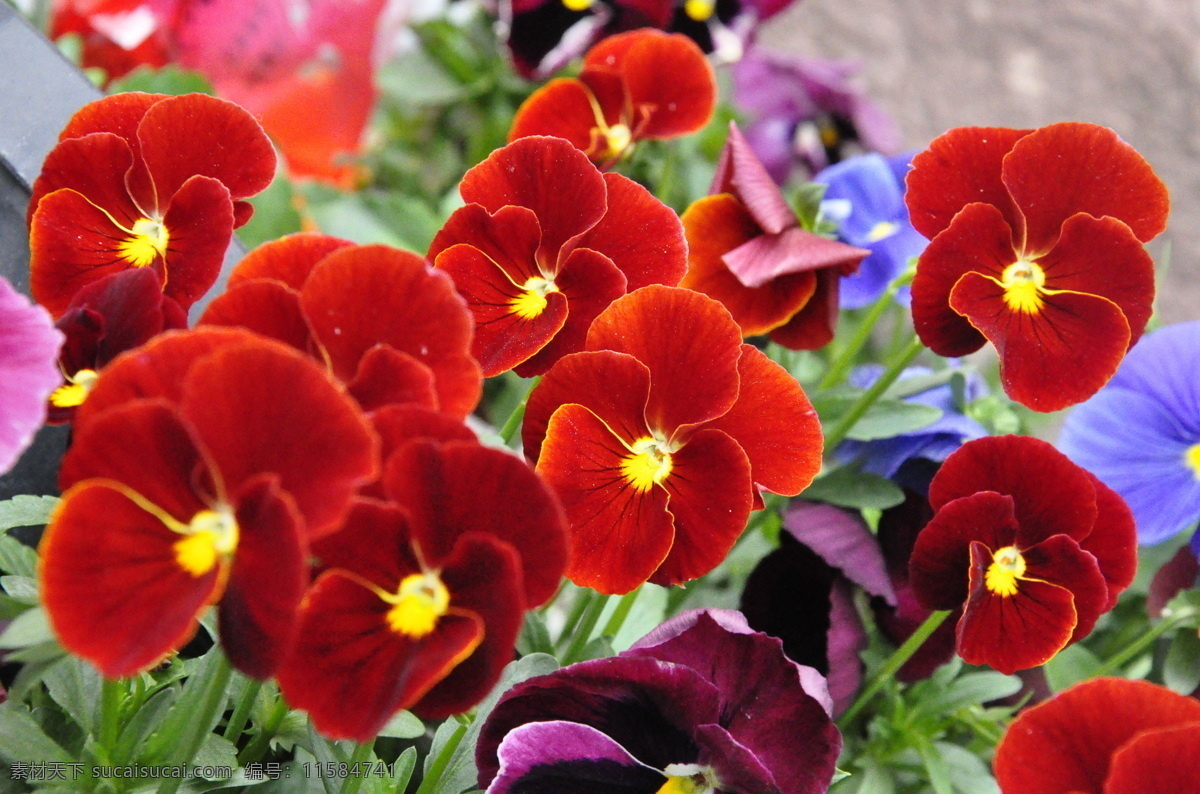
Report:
237,691,291,766
555,588,594,649
1093,612,1192,677
414,722,468,794
561,592,610,664
222,678,262,743
99,677,124,760
822,336,925,450
600,589,641,639
158,653,234,794
499,377,539,445
838,609,952,729
819,269,915,390
339,741,376,794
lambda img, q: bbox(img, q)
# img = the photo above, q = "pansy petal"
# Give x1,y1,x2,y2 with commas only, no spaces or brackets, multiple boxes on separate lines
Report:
910,202,1015,357
40,481,221,678
178,337,378,537
218,475,307,679
950,271,1131,412
957,542,1077,674
692,724,784,793
507,79,601,157
711,123,796,235
994,678,1200,794
1002,122,1169,253
905,126,1031,241
782,502,895,601
57,268,182,371
429,204,544,283
199,280,314,354
157,175,236,310
57,91,164,145
725,227,867,290
276,570,483,742
1104,723,1200,794
1078,474,1138,610
28,132,141,227
1021,534,1107,643
767,269,842,351
0,279,62,472
370,405,476,466
537,404,674,595
586,286,742,435
489,721,665,794
706,345,822,497
346,346,439,413
310,498,419,586
228,232,354,290
459,136,608,264
616,31,715,139
523,350,651,463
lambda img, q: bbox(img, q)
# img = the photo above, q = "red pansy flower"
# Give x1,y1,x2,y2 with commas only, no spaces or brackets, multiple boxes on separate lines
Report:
28,92,275,317
50,0,172,84
201,233,482,418
523,285,822,594
680,123,868,350
905,122,1169,411
995,678,1200,794
48,268,187,423
427,136,687,378
277,438,568,740
40,327,378,679
908,435,1138,674
508,29,716,168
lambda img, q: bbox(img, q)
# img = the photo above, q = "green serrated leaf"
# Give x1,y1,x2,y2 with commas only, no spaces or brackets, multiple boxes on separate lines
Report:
0,702,73,763
193,733,239,777
801,469,905,510
0,606,53,648
377,709,424,740
0,495,60,532
0,535,39,576
42,657,103,735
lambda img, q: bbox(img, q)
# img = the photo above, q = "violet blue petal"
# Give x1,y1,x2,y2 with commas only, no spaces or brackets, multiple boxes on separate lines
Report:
488,720,665,794
712,122,798,235
724,227,868,289
818,154,904,240
0,277,63,474
782,501,896,603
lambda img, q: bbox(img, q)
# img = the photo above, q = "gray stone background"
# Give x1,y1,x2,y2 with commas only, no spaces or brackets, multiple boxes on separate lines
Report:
764,0,1199,325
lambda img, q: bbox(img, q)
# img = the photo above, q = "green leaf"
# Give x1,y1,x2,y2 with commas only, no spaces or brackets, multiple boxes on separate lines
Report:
392,746,418,789
791,181,829,232
193,733,239,777
608,584,669,653
1,574,38,600
516,611,554,656
801,469,905,510
0,535,39,576
108,65,214,95
935,742,1000,794
4,641,67,700
238,175,304,249
42,657,103,736
0,702,73,763
377,709,424,740
1164,630,1200,694
0,606,53,649
842,400,943,442
0,495,59,532
118,687,177,763
378,47,473,106
140,648,228,763
917,741,954,794
1043,643,1102,692
921,671,1022,714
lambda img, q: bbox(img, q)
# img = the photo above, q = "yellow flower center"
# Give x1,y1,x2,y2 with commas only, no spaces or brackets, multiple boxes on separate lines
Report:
601,123,633,160
562,0,593,10
50,368,99,408
866,220,900,242
684,0,716,21
510,277,559,320
984,545,1027,598
658,776,702,794
1000,260,1046,314
1185,443,1200,478
621,437,674,493
173,508,239,577
385,572,450,639
656,765,714,794
117,217,170,268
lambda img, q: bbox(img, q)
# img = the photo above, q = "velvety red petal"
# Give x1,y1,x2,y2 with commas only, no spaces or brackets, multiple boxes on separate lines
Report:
383,439,568,607
219,475,307,679
301,245,481,418
905,126,1031,241
198,280,315,354
228,232,354,290
1079,474,1138,610
949,271,1130,412
371,406,476,466
158,175,236,310
458,136,607,266
309,498,419,587
1037,213,1156,346
929,436,1098,545
650,428,753,587
435,242,568,377
909,491,1019,610
428,204,543,282
994,678,1200,794
1104,723,1200,794
178,337,378,538
58,92,162,141
28,133,140,228
411,534,525,720
957,541,1077,674
40,481,222,678
705,345,822,497
574,173,687,291
1021,534,1107,643
614,31,715,139
56,267,178,374
276,570,483,742
508,79,601,158
138,93,275,206
910,202,1016,357
512,247,627,378
1002,122,1169,254
585,286,742,436
680,194,818,335
346,346,439,413
523,350,652,463
767,269,841,351
537,404,674,595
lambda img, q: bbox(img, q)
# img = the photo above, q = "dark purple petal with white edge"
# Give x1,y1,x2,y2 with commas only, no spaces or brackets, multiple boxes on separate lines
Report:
711,122,798,235
0,277,63,473
783,501,896,603
626,611,842,794
488,721,665,794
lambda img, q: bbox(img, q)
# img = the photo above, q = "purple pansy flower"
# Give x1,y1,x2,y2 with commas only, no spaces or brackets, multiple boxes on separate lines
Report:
0,277,64,474
477,610,841,793
835,365,988,492
732,49,901,183
816,152,927,309
1059,320,1200,549
666,0,795,62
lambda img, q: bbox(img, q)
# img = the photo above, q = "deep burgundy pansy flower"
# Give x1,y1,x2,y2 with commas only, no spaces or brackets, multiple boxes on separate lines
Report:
477,610,841,794
908,435,1138,674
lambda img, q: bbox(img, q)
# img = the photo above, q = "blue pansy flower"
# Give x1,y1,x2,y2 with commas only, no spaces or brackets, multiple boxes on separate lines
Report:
836,364,988,492
1059,320,1200,548
816,152,927,309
